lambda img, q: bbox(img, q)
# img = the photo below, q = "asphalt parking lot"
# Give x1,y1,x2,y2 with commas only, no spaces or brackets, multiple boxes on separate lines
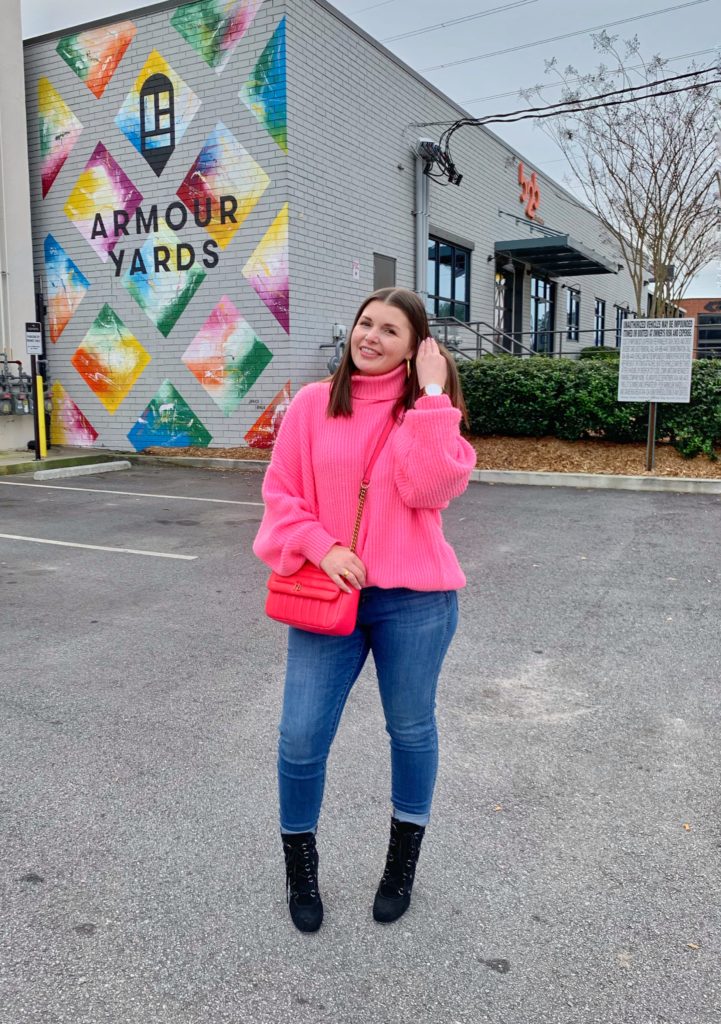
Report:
1,462,720,1024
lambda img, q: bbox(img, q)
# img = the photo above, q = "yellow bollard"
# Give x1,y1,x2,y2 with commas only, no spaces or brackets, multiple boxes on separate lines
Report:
36,375,47,458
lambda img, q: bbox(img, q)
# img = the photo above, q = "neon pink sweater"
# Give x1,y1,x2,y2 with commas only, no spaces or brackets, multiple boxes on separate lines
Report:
253,363,477,590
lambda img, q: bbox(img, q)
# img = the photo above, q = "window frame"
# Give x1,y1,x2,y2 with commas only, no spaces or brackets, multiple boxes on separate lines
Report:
566,287,580,342
530,274,556,353
594,298,606,346
427,236,471,322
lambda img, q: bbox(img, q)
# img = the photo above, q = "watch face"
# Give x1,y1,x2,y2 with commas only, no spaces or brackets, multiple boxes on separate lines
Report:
424,383,443,396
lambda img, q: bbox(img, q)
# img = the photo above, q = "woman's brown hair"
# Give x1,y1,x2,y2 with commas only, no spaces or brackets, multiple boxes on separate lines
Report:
327,287,468,425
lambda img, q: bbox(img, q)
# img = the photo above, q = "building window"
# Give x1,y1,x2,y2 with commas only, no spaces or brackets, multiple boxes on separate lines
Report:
698,314,721,358
373,253,396,290
427,237,470,321
594,298,606,346
530,275,555,353
566,287,580,342
614,305,629,347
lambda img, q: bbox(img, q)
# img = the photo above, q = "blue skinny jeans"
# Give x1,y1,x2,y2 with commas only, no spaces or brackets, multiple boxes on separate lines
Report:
278,586,459,834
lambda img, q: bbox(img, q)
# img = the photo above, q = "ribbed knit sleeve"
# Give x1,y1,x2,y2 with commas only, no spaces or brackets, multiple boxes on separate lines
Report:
393,395,477,509
252,388,341,575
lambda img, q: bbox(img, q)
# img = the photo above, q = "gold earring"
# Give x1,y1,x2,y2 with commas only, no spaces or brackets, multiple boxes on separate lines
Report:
406,358,412,379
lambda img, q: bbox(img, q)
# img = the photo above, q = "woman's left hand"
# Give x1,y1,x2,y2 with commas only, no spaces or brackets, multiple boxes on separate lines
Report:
415,337,448,391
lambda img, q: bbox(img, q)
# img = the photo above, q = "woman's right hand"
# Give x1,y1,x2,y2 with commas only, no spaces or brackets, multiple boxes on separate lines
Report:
320,545,367,592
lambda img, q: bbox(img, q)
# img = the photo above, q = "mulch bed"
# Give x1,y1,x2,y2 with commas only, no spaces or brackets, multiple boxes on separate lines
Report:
144,436,721,479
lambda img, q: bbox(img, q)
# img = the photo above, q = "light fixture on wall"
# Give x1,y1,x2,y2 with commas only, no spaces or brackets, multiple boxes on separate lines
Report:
502,260,514,273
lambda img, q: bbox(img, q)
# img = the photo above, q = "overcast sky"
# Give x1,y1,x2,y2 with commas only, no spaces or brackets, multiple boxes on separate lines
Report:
21,0,720,295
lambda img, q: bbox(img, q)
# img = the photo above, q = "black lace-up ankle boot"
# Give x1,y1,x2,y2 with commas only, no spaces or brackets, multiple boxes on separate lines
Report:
373,817,426,923
281,831,323,933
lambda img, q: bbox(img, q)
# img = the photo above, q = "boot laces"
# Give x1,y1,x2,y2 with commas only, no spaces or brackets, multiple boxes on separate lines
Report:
284,838,318,903
381,824,423,897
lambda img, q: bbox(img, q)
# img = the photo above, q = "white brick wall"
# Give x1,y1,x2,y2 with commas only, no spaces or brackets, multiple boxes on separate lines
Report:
24,0,289,451
287,0,642,372
23,0,644,451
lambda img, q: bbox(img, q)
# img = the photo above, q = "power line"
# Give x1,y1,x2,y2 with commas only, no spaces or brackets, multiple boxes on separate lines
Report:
420,66,719,135
478,78,719,127
348,0,403,13
382,0,539,43
420,0,712,72
421,66,718,184
458,47,719,106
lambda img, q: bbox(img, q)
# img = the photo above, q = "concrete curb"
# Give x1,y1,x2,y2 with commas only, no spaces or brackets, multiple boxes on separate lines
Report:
469,468,721,493
0,454,120,477
124,454,268,473
124,453,721,495
33,460,132,481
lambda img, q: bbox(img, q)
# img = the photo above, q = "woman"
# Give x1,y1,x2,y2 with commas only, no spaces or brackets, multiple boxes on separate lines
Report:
253,287,476,932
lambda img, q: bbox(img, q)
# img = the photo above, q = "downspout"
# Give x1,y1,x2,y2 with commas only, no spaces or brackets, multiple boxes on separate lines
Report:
414,140,437,303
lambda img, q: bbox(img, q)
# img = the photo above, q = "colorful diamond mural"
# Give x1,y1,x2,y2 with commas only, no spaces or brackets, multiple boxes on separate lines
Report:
38,79,83,199
56,21,137,99
127,380,212,450
176,122,269,250
70,305,151,414
245,380,291,449
171,0,264,72
64,142,143,262
115,50,201,177
242,202,289,332
182,296,272,415
122,220,206,337
240,17,286,153
50,381,98,446
44,235,90,343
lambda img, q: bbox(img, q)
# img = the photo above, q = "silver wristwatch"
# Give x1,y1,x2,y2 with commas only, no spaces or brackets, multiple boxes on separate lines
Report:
421,383,444,397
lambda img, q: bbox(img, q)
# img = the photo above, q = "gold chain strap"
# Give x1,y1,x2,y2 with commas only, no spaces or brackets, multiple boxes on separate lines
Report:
349,483,369,554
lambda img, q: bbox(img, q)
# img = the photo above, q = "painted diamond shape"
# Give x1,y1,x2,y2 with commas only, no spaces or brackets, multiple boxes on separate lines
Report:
64,142,143,262
122,219,206,336
245,380,290,449
56,20,137,99
71,304,151,414
182,296,272,415
44,235,90,343
176,122,269,250
242,202,289,332
240,17,286,153
128,380,212,450
115,49,201,177
50,381,98,446
39,79,83,198
171,0,264,72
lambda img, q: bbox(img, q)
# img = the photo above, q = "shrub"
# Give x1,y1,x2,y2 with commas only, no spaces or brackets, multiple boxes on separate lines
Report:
578,346,621,361
457,356,721,458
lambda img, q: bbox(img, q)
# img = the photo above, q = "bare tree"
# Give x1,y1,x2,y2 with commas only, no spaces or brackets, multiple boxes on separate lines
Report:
527,34,718,316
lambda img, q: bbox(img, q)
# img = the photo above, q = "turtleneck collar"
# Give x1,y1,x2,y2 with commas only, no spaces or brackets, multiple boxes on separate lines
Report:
350,363,406,402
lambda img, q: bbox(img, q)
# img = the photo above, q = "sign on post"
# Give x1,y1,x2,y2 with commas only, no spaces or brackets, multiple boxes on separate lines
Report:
618,318,694,470
618,318,694,403
25,321,42,355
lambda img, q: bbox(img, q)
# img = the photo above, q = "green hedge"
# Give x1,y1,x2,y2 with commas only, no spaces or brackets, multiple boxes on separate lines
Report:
457,356,721,459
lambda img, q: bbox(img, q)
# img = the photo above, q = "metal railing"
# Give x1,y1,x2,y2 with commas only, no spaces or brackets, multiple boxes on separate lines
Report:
697,339,721,359
429,318,624,360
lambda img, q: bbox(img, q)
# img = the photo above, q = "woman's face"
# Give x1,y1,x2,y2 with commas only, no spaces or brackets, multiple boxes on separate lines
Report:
350,300,415,376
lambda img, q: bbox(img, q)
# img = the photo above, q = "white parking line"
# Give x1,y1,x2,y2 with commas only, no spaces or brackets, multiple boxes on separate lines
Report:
0,480,264,506
0,534,197,560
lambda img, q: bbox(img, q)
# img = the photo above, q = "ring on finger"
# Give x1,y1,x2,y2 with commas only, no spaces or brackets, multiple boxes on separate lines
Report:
341,569,351,577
